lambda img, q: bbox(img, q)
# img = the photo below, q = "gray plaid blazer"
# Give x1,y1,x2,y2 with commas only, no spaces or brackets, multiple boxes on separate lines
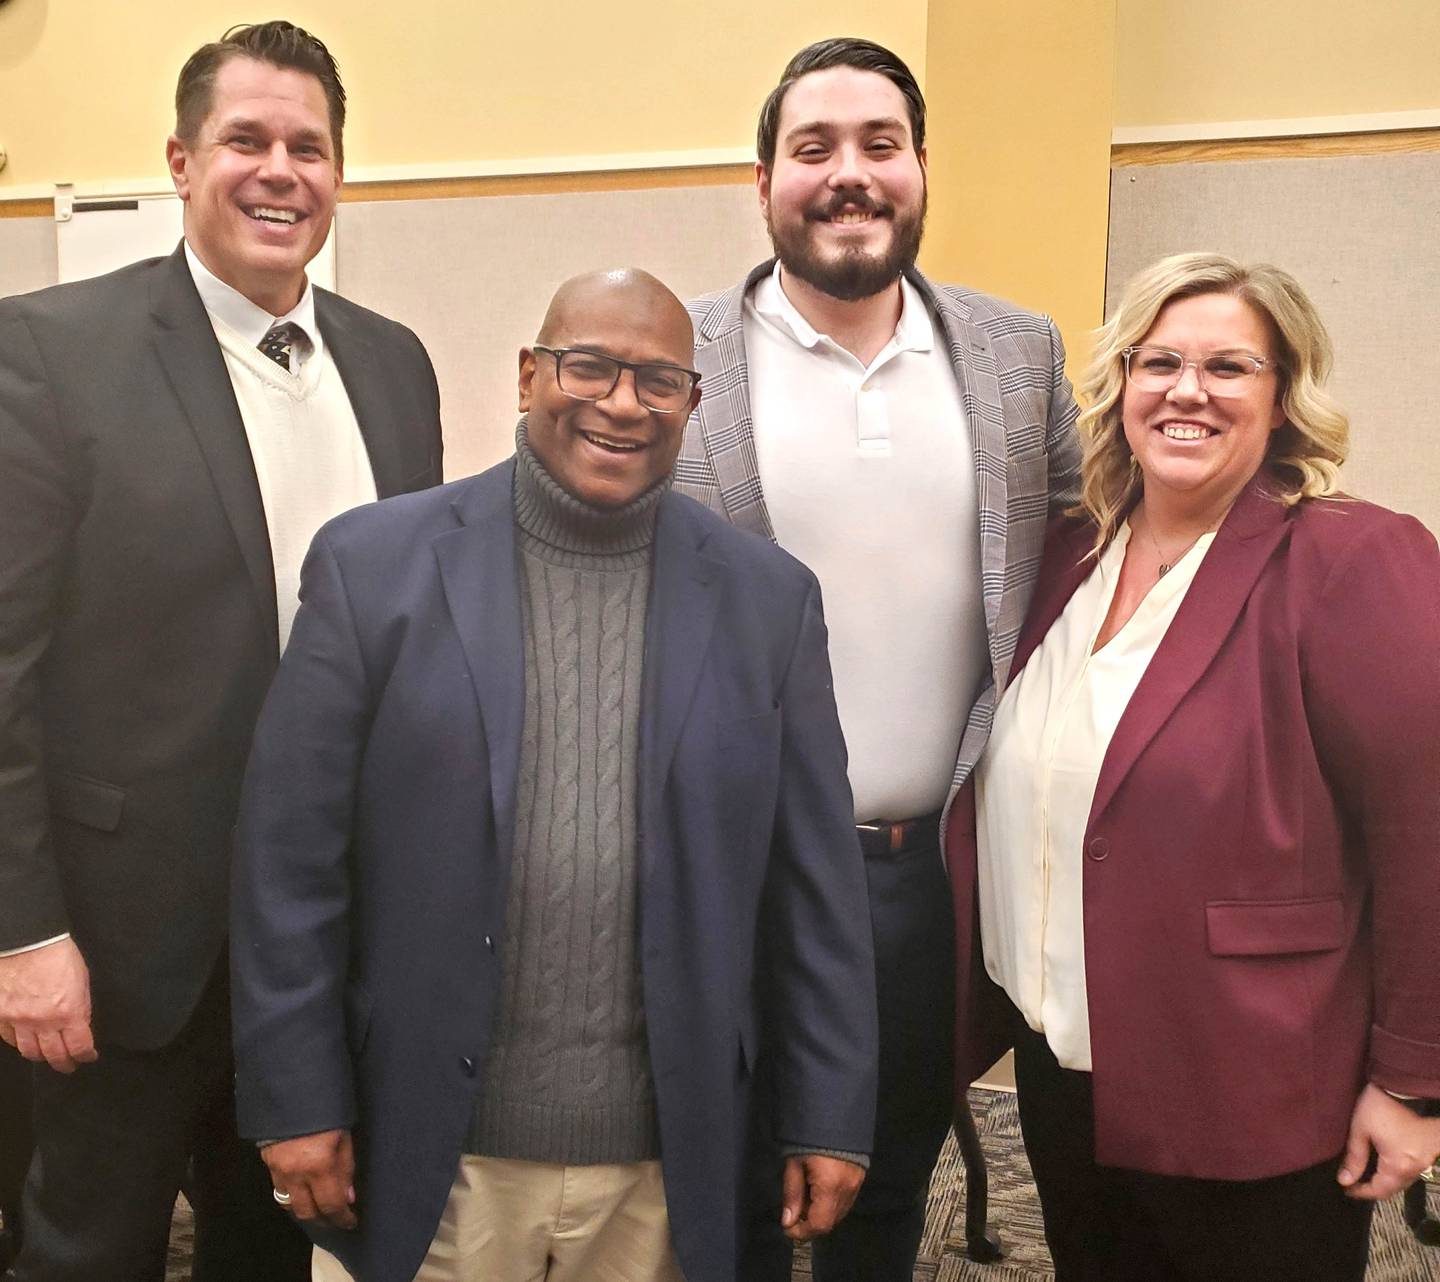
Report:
674,259,1083,809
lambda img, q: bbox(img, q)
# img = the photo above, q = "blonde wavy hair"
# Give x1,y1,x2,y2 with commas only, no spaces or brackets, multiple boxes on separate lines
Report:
1076,253,1349,551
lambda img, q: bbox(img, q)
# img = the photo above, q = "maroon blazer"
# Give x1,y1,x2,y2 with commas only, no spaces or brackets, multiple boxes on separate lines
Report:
947,473,1440,1180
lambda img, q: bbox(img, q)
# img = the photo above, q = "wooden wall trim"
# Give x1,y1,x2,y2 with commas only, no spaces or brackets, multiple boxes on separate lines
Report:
0,163,755,216
1113,129,1440,167
0,198,52,218
340,163,754,203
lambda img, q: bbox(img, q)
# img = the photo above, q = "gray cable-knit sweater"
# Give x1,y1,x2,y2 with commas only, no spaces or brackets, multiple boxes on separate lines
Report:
466,423,664,1164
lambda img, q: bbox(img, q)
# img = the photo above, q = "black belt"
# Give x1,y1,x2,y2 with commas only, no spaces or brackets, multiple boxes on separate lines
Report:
855,810,942,858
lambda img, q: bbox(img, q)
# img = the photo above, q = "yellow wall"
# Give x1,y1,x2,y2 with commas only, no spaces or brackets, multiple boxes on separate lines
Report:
1115,0,1440,127
921,0,1116,366
0,1,927,191
5,0,1435,354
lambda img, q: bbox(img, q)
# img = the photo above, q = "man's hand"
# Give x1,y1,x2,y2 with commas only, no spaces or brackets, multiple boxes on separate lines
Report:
779,1154,865,1241
1337,1083,1440,1200
262,1129,358,1229
0,937,97,1073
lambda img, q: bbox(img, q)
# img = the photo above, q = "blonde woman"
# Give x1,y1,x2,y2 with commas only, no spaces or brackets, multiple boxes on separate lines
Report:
950,254,1440,1280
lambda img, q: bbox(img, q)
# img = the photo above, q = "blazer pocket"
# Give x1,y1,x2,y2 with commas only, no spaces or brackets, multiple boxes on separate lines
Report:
1006,448,1049,487
47,772,126,833
717,704,782,752
400,463,436,493
1205,896,1345,957
1013,443,1048,475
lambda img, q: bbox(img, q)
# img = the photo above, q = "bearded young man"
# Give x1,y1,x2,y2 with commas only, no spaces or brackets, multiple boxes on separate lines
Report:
674,37,1083,1282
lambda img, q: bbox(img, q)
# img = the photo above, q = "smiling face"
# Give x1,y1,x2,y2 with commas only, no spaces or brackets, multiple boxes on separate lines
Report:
758,66,927,302
167,56,340,315
518,274,701,510
1122,292,1287,516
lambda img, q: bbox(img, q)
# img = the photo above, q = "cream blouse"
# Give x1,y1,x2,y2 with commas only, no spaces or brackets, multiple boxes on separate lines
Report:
975,521,1215,1070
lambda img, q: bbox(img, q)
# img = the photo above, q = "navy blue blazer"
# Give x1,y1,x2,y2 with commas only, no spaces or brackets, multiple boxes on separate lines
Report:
231,460,878,1282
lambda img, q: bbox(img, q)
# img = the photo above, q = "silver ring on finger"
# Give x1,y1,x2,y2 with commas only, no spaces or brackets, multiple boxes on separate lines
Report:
272,1187,293,1206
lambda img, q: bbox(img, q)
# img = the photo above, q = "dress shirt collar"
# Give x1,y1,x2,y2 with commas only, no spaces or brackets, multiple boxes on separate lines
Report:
752,260,935,364
184,241,322,367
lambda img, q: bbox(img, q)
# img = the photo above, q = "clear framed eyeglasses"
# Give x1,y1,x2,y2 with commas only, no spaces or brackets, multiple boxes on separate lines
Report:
1122,346,1274,398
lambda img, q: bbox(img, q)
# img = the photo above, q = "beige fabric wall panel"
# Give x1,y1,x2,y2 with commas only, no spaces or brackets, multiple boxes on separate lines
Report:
1106,151,1440,534
0,216,59,299
336,184,773,479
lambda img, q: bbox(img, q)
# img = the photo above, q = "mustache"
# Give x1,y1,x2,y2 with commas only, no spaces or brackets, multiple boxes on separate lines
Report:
807,191,893,221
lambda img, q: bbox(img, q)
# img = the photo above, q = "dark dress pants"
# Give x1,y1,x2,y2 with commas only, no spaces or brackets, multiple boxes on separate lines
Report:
12,960,311,1282
742,830,956,1282
0,1042,32,1268
1012,1021,1374,1282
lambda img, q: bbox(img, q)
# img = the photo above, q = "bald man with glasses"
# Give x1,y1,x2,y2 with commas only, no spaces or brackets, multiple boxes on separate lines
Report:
230,269,878,1282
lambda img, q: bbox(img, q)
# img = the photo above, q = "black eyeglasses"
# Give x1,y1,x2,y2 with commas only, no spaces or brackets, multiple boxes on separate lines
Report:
533,345,700,414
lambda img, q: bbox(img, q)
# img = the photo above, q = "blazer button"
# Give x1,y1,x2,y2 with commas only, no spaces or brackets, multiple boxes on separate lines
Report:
483,935,494,952
459,1056,476,1077
1087,837,1110,861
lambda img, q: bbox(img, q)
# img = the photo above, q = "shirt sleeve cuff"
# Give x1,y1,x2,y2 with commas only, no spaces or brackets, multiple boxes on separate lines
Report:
0,932,71,959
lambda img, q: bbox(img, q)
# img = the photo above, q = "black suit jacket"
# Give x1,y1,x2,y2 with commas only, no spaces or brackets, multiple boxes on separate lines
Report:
0,246,443,1049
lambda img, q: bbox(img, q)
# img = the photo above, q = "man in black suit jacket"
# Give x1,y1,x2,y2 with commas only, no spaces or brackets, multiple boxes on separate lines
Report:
0,22,442,1281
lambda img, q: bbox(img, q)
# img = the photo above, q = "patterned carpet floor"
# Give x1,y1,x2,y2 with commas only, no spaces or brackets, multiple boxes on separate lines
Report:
794,1088,1440,1282
165,1087,1440,1280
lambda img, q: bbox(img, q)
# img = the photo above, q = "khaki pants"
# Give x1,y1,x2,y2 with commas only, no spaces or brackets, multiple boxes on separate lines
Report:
312,1156,685,1282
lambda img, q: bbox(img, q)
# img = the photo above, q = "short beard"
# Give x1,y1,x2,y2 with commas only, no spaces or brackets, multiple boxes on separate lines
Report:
766,184,927,303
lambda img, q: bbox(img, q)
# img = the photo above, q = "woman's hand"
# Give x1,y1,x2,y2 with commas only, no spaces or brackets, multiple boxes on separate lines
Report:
1337,1083,1440,1200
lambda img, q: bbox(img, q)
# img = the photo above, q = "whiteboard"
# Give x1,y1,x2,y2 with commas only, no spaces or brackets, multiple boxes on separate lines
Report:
7,179,769,482
56,192,336,290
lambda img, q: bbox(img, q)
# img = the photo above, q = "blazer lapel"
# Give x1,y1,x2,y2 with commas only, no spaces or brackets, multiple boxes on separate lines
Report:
1007,518,1096,684
1089,481,1293,824
919,272,1009,650
433,465,525,869
638,496,723,876
689,261,777,541
149,247,279,657
316,290,408,498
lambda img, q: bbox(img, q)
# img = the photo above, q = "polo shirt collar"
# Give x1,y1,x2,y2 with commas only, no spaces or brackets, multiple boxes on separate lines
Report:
753,260,935,358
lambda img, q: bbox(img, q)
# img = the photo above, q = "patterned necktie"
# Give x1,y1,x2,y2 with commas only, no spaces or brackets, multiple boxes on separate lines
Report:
258,322,304,372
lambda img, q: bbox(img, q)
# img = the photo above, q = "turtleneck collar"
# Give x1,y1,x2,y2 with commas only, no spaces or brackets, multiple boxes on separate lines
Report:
512,416,667,563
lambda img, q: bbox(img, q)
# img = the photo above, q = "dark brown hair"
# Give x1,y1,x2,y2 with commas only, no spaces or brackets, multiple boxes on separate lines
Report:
174,21,347,165
756,37,925,170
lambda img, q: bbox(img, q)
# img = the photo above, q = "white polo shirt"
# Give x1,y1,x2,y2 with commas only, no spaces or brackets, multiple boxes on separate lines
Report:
743,264,987,821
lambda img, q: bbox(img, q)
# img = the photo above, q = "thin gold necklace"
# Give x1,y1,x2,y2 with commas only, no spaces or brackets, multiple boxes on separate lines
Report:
1136,511,1211,577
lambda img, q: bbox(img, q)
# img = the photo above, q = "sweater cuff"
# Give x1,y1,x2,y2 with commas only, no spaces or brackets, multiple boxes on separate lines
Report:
779,1143,870,1171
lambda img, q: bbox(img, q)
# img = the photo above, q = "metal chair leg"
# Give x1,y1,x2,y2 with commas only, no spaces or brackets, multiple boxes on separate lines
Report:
956,1098,1005,1262
1404,1176,1440,1246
